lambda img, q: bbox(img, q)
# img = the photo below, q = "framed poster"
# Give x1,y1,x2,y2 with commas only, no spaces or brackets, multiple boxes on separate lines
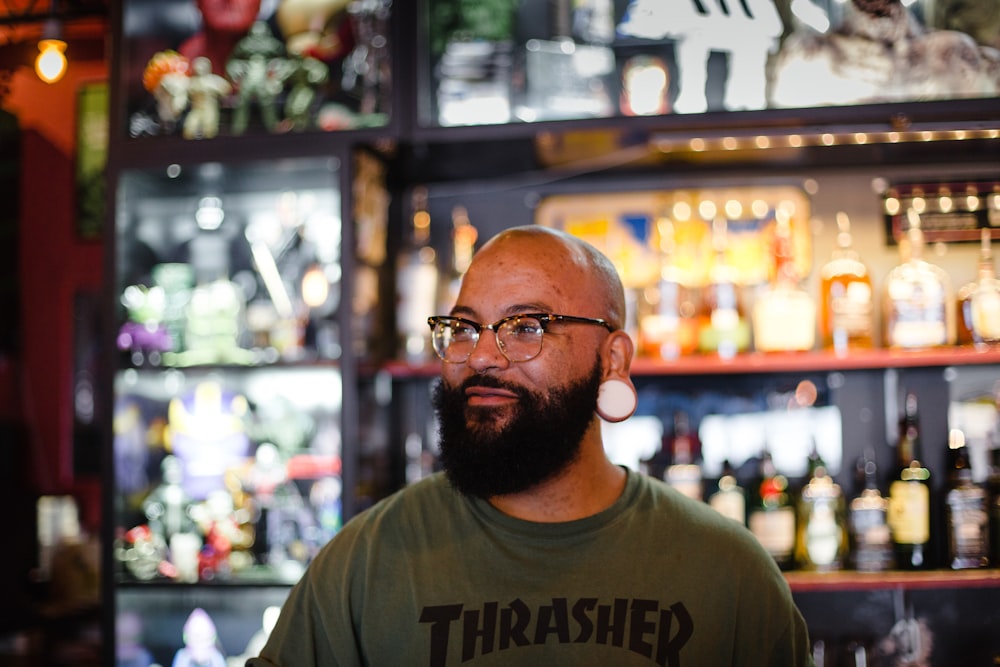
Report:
76,81,109,241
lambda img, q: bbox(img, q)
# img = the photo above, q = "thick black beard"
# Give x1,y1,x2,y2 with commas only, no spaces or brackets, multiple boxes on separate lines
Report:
431,361,603,499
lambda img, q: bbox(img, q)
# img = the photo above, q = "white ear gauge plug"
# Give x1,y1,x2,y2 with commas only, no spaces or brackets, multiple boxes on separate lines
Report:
596,379,637,423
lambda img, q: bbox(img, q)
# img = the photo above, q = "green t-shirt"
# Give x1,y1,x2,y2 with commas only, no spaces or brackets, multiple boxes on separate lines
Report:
249,469,812,666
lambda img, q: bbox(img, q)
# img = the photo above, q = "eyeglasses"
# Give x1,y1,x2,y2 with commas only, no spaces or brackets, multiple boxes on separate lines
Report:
427,313,613,364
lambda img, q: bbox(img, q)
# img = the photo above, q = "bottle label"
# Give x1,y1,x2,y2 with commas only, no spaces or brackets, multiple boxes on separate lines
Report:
710,491,746,524
948,487,988,561
971,290,1000,340
749,507,795,558
830,281,873,336
888,481,930,544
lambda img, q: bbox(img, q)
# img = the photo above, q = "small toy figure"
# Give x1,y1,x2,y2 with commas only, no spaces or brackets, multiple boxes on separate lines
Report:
171,608,226,667
226,22,293,134
168,381,252,500
282,56,329,131
142,51,191,129
116,611,155,667
142,455,195,543
117,284,174,366
184,57,232,139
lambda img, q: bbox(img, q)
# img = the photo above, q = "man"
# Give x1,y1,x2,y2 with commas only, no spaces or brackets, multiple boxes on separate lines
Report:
249,225,813,666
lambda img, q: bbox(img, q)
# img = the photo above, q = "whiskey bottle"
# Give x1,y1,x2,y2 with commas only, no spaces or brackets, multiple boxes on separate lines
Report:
698,216,750,359
957,227,1000,348
945,429,989,569
709,459,746,524
748,449,796,570
819,212,874,353
795,452,847,571
752,209,816,352
639,216,699,360
887,392,932,569
663,411,703,501
395,187,439,361
847,450,892,572
883,209,955,349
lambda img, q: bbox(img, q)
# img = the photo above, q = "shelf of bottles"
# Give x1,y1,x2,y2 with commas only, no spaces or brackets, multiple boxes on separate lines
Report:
120,0,392,141
111,156,346,663
418,0,998,131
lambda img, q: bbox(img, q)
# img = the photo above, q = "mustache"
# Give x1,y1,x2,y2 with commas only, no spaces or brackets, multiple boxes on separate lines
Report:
458,375,529,398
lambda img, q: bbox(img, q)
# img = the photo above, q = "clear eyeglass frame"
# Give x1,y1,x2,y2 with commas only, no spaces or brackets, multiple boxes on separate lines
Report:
427,312,613,363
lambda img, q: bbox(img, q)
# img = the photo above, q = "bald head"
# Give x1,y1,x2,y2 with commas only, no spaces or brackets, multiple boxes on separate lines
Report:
472,226,627,330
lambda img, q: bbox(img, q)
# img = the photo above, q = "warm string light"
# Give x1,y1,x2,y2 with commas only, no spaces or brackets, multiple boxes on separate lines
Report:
35,15,67,84
652,127,1000,154
35,38,67,83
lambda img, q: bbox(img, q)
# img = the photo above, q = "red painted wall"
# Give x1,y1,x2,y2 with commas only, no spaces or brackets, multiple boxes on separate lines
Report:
3,61,107,531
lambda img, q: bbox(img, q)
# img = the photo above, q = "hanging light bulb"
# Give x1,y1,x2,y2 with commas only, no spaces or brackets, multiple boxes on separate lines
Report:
35,18,67,84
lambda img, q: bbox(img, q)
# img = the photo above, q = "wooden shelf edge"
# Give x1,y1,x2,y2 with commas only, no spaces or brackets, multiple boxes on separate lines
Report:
373,346,1000,380
785,569,1000,593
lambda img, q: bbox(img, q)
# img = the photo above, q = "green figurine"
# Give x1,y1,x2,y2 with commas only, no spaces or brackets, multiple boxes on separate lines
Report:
226,21,293,134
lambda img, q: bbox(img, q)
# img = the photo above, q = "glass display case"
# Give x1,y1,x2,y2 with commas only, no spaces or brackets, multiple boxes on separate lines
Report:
417,0,999,129
109,156,348,663
119,0,392,140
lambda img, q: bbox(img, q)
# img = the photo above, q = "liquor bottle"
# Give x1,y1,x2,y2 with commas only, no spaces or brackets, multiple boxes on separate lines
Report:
437,204,478,315
795,452,847,571
887,392,932,569
748,449,796,570
752,209,817,352
957,227,1000,348
698,216,751,359
945,429,989,569
639,216,699,360
395,187,439,361
709,459,746,524
883,209,955,349
663,411,703,501
819,211,874,353
847,450,892,572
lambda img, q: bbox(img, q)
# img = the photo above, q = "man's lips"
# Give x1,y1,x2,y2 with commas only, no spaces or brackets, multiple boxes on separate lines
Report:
465,386,519,407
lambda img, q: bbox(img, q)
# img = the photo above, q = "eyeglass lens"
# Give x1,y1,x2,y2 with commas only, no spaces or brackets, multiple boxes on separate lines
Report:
432,316,545,362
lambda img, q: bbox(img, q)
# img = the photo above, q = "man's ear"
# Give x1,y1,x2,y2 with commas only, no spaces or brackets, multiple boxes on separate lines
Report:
597,331,637,423
602,330,634,381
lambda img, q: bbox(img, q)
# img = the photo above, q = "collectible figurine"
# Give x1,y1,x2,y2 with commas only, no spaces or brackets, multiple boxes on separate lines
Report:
142,51,191,130
184,56,232,139
282,56,329,131
171,608,227,667
275,0,352,60
226,22,293,134
142,455,195,543
117,284,174,365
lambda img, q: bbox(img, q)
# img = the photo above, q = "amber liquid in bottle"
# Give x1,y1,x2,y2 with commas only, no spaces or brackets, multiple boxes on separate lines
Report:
887,393,932,569
819,212,874,353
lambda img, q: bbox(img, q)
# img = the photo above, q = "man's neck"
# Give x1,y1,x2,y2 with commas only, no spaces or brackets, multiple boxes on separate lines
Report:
487,450,627,523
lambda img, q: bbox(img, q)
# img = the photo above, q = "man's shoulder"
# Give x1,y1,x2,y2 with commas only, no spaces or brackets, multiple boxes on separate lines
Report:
342,472,459,534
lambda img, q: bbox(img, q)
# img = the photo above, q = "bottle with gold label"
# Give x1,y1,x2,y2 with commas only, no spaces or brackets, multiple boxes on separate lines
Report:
957,227,1000,348
888,392,932,569
819,212,874,353
883,209,955,349
639,215,699,360
752,209,816,352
